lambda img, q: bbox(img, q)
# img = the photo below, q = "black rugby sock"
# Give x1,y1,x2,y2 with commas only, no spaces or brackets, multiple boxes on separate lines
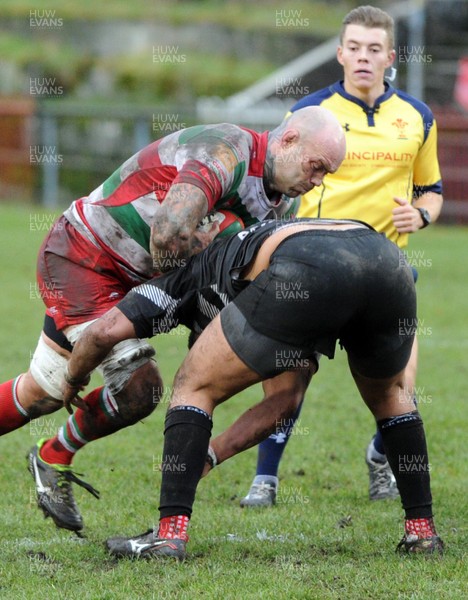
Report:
159,406,212,519
378,411,432,519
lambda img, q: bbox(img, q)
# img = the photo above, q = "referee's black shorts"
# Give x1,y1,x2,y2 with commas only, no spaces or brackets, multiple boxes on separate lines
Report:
220,228,416,379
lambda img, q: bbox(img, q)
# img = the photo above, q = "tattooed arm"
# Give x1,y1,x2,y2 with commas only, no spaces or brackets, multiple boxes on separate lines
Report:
150,183,218,273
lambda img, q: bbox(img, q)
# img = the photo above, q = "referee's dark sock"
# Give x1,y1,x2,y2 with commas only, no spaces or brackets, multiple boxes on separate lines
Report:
377,411,433,521
254,400,304,482
158,405,212,539
367,430,387,463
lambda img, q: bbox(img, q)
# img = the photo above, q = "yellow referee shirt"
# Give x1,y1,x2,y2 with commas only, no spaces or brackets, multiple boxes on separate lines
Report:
292,81,442,247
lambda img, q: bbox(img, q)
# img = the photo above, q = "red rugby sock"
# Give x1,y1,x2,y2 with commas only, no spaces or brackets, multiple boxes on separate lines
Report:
158,515,190,541
39,386,121,466
0,377,29,435
405,516,437,539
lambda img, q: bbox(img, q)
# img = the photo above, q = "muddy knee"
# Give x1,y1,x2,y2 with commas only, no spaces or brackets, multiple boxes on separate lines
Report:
114,361,163,424
18,370,63,418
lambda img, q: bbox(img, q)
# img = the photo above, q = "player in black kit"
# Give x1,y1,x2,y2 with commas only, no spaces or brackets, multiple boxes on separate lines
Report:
61,218,444,560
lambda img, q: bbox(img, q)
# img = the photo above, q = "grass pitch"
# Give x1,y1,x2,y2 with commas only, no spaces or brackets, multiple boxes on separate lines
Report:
0,204,466,599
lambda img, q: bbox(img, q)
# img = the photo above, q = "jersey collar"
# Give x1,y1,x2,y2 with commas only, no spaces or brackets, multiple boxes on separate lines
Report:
332,80,395,111
242,128,282,207
243,128,269,177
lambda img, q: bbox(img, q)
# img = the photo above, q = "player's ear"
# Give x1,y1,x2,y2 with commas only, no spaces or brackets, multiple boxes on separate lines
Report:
386,48,396,68
281,128,299,147
337,45,344,66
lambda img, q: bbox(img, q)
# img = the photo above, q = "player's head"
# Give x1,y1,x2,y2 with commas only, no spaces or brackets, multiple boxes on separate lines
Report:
268,106,345,197
338,5,396,98
340,5,395,49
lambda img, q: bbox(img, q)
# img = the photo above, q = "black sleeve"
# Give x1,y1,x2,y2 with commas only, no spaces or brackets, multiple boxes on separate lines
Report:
116,261,197,339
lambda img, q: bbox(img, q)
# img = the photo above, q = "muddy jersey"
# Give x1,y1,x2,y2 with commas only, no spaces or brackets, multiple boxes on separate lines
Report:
117,218,370,338
63,124,296,284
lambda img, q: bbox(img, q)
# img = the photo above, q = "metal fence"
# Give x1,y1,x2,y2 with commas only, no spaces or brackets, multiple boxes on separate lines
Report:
2,90,467,222
0,0,467,220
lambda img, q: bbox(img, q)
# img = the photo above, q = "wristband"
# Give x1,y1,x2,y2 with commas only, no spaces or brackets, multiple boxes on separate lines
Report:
206,445,218,469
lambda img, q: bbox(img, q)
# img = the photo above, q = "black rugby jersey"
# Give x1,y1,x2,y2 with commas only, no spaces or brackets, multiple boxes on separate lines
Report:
117,218,371,339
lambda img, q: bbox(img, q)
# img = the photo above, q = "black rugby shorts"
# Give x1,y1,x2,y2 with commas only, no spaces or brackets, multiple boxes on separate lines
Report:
220,228,416,379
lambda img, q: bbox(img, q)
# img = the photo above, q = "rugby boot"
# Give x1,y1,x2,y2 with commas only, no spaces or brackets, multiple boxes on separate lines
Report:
396,517,444,555
366,453,399,500
107,529,187,561
28,439,99,532
240,479,277,507
396,534,444,555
